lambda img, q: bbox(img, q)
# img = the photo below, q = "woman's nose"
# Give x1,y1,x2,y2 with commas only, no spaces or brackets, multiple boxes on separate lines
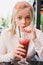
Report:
22,18,26,24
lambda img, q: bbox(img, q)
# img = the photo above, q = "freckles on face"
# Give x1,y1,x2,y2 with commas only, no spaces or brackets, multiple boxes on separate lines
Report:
15,8,32,27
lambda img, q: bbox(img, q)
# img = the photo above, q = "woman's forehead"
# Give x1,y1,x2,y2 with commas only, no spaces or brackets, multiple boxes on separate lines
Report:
15,8,31,17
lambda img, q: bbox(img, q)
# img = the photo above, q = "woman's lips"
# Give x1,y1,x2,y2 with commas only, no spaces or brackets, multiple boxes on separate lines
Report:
21,25,26,28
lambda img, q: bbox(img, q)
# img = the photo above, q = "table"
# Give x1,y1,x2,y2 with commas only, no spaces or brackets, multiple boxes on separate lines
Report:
0,60,43,65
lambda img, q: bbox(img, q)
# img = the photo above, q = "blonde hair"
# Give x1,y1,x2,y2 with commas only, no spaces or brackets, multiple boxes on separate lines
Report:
11,2,34,35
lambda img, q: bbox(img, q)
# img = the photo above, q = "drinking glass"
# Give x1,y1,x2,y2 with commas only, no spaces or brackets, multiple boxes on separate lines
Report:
18,33,30,65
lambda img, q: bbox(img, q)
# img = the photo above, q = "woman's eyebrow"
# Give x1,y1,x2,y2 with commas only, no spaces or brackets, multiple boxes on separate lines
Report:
17,15,22,18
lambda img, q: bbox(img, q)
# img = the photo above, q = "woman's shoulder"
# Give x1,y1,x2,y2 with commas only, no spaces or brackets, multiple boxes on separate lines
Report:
1,28,11,37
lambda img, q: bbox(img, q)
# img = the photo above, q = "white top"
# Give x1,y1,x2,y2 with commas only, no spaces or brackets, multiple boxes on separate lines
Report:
0,28,43,62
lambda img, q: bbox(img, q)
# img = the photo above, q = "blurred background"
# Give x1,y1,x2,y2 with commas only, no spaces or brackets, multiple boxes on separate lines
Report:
0,0,43,34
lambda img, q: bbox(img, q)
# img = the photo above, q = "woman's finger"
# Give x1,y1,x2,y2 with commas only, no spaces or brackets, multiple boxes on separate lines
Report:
15,54,23,60
15,50,26,56
23,26,32,33
18,43,24,48
16,47,26,53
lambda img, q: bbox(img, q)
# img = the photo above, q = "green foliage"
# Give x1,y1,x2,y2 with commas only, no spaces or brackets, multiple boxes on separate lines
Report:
0,17,11,28
41,14,43,26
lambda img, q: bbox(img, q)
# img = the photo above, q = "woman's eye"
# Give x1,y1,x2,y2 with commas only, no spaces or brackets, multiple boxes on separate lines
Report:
18,16,22,20
26,16,30,19
27,17,30,19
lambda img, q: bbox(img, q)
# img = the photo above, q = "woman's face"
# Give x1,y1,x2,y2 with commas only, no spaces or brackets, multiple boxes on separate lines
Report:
15,8,33,29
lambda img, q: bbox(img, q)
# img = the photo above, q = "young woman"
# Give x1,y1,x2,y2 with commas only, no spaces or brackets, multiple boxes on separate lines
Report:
0,2,43,62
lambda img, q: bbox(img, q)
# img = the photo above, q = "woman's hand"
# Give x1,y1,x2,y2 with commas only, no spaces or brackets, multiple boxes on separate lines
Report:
14,43,26,60
23,26,37,41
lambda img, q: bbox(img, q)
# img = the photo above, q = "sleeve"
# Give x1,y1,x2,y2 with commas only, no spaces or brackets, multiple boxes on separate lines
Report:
0,51,14,62
27,40,36,59
33,32,43,61
0,29,15,62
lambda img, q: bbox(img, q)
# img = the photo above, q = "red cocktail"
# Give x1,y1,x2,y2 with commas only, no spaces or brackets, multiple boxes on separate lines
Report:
19,38,30,58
